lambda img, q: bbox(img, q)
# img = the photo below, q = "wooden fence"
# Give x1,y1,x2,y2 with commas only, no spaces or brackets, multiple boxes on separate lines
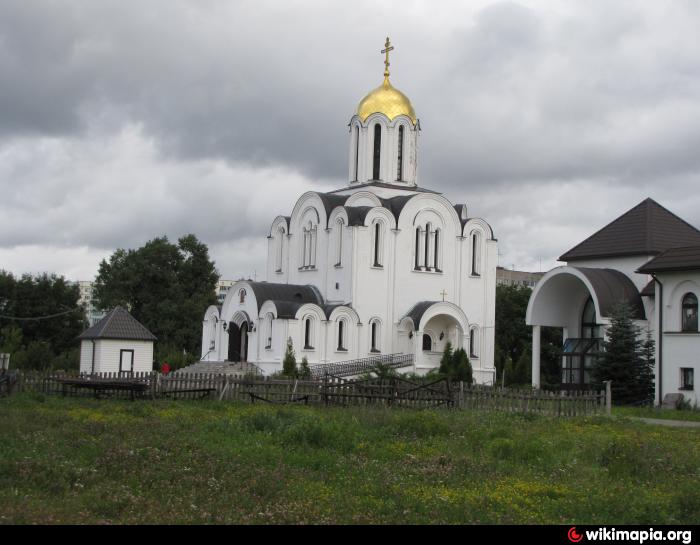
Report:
4,370,611,416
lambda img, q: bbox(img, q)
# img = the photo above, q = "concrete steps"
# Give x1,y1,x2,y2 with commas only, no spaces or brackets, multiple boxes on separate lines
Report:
175,361,262,377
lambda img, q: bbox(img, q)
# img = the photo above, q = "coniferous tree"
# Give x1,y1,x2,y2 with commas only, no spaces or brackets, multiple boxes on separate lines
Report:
439,341,454,376
452,347,473,384
299,356,311,380
282,339,298,378
592,302,654,406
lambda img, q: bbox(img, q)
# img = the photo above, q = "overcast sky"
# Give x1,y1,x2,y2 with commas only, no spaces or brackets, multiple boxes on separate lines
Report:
2,0,700,282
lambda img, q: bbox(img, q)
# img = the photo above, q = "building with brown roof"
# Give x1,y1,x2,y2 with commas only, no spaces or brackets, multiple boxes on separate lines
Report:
526,199,700,405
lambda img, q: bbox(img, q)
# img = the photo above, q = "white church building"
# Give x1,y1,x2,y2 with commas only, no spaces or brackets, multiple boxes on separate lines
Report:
201,39,497,380
527,198,700,405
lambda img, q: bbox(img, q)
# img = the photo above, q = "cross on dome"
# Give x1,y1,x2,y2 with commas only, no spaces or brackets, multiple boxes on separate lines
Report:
381,37,394,79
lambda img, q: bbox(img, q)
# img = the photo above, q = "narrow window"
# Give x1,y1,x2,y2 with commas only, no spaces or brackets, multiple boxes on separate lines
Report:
396,125,404,181
415,227,421,270
682,293,698,332
371,321,379,352
302,227,308,268
422,334,432,351
471,233,480,276
354,125,360,181
275,228,284,272
469,328,477,358
304,318,313,349
424,224,431,271
239,289,246,303
373,222,382,267
265,314,273,349
338,320,345,351
581,297,599,338
434,229,440,271
336,219,343,266
372,124,381,180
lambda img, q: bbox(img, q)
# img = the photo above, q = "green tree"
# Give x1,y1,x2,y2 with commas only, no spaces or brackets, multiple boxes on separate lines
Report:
436,343,473,384
439,341,454,375
452,348,473,384
0,271,86,370
282,339,298,378
94,235,219,362
592,302,655,406
299,356,311,379
495,284,561,387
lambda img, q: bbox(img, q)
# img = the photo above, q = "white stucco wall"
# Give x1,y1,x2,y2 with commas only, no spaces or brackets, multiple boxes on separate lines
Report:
79,339,154,374
657,271,700,405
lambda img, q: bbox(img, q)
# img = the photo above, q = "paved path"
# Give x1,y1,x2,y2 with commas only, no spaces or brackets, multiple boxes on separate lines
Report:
629,417,700,429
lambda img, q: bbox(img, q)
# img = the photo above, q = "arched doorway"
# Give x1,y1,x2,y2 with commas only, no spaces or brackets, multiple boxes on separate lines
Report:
227,314,250,363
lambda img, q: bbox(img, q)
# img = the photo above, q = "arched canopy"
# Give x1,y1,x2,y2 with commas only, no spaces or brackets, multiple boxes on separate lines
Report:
402,301,470,333
526,266,645,327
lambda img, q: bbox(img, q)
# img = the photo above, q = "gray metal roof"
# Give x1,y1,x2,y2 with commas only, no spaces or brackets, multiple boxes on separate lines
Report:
574,267,646,320
640,280,656,297
267,300,305,319
247,282,322,314
326,181,441,195
637,246,700,274
560,198,700,262
77,306,157,341
403,301,440,329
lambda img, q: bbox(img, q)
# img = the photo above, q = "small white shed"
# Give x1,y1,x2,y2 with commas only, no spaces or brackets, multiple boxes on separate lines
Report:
78,306,157,374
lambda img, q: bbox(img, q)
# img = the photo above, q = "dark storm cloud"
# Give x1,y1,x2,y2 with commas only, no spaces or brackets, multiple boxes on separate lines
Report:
2,0,700,279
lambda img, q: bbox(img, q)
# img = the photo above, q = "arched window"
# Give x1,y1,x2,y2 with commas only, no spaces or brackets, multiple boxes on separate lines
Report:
302,221,317,268
370,319,381,353
372,123,381,180
354,125,360,182
337,319,347,351
422,334,432,352
396,125,404,181
264,313,273,349
415,227,422,270
433,228,441,271
275,227,284,272
335,218,344,266
581,297,599,338
471,232,481,276
239,289,246,304
304,317,314,349
469,327,479,358
682,293,698,332
373,222,383,267
424,223,432,271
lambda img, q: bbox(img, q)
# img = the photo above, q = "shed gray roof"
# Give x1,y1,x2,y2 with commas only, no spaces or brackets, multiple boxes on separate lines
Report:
637,246,700,274
403,301,441,329
77,306,157,341
574,267,646,320
247,282,322,314
268,300,304,319
560,198,700,262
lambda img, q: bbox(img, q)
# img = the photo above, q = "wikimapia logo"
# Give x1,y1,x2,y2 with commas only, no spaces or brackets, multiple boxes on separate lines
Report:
567,527,693,544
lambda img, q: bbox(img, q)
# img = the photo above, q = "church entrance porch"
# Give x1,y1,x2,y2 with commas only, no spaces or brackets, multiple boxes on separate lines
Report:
526,266,646,389
402,301,470,375
227,312,250,363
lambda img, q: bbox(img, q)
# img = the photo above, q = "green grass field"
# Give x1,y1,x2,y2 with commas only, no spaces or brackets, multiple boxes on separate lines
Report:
1,394,699,524
613,406,700,422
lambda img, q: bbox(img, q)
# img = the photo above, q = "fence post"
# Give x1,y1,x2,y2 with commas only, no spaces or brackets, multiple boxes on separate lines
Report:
605,380,612,416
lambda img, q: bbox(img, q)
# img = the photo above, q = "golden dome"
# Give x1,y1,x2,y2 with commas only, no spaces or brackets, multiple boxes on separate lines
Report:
356,77,417,124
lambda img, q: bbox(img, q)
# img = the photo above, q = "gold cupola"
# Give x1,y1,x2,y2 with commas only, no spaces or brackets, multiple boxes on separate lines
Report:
356,37,417,124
